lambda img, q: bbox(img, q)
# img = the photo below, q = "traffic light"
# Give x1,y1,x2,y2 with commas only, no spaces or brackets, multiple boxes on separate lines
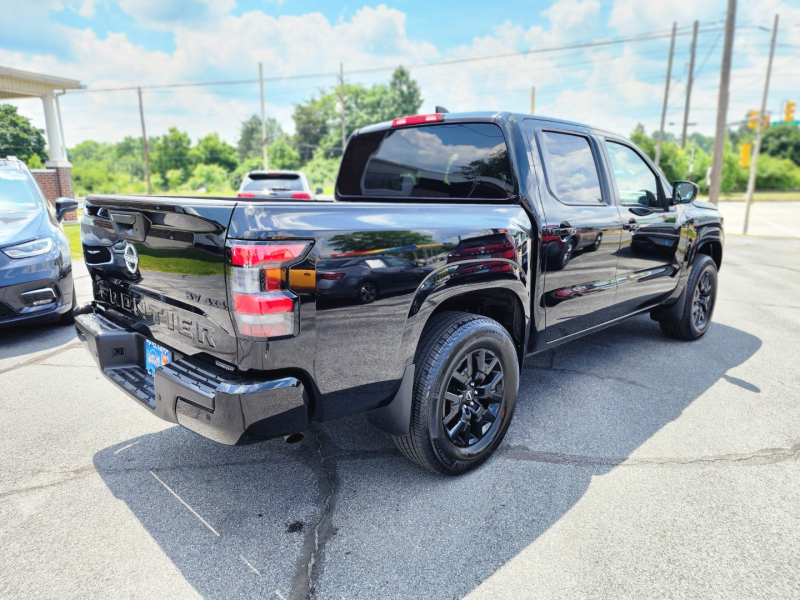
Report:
747,110,759,129
762,115,771,128
739,143,751,168
786,101,796,122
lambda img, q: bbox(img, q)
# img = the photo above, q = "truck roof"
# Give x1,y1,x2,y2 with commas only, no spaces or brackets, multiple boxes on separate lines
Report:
355,111,615,138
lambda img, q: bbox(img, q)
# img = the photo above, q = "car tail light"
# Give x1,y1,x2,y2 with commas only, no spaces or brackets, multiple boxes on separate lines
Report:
391,113,443,127
291,192,312,200
318,272,345,280
237,192,255,198
227,240,311,339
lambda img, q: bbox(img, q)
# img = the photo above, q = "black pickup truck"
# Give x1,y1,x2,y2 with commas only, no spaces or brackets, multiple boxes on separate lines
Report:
75,112,723,475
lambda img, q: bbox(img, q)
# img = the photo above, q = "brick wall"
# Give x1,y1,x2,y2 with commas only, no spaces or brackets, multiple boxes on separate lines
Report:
31,167,78,222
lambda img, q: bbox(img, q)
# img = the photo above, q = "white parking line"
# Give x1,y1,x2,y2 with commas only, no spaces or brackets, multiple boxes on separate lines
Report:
239,554,261,576
149,470,220,537
113,441,140,455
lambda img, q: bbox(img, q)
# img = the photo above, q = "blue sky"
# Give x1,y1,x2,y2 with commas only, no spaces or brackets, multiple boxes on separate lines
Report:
1,0,799,148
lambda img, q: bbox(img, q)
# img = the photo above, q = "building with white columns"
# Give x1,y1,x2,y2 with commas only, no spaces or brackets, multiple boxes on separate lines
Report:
0,66,84,211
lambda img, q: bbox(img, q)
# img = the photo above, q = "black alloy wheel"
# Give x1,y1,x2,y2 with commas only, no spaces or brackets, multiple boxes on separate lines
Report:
659,254,717,341
692,271,713,330
358,281,377,304
442,349,504,447
392,311,519,475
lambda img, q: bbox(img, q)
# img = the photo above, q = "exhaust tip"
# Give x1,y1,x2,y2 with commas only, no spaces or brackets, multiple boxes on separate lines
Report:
283,433,304,444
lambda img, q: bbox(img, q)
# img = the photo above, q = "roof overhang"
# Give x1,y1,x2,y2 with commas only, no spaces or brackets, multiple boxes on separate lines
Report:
0,66,84,100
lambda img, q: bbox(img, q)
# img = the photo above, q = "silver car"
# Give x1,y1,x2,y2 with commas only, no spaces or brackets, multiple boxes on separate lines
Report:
237,170,321,200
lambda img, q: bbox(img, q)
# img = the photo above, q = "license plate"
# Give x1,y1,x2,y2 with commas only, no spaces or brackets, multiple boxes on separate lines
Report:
145,339,172,375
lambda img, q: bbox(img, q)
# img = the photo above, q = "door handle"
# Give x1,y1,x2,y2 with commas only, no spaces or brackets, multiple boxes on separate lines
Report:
551,227,576,236
623,219,639,232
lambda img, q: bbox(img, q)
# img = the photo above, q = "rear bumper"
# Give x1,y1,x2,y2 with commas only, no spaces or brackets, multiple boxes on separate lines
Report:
75,303,310,445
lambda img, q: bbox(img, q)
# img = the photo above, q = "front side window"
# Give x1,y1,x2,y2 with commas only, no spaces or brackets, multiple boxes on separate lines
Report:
542,131,603,204
604,141,661,208
337,123,514,200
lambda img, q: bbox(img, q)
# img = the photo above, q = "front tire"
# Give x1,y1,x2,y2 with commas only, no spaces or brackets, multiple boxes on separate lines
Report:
659,254,717,340
59,285,76,325
392,311,519,475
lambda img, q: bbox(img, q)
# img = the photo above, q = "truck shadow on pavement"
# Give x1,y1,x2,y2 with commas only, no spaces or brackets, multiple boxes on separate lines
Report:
92,317,761,600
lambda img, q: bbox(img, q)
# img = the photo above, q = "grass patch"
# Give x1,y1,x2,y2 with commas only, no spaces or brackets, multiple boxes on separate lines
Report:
63,223,83,261
136,247,222,276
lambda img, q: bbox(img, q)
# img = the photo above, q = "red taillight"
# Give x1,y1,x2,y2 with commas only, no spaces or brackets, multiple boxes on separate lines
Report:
227,240,311,339
291,192,312,200
234,293,294,315
237,192,255,198
391,113,443,127
318,272,345,280
231,243,309,267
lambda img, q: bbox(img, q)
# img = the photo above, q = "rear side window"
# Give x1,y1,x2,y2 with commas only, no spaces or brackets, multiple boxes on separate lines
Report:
542,131,603,204
243,174,304,192
337,123,514,200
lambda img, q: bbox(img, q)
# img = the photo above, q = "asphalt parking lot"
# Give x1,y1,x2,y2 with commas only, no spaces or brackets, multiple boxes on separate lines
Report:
1,234,799,600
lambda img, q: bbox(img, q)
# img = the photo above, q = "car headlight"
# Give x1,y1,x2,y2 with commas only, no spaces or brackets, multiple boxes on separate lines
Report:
2,238,54,259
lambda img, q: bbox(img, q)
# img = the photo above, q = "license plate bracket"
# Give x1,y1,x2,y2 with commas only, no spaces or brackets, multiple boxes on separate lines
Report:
145,339,172,375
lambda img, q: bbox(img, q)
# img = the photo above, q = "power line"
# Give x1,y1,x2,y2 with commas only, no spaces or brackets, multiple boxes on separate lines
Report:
68,24,727,95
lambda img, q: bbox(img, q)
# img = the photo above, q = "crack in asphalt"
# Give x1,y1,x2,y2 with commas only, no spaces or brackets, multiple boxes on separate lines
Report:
290,427,339,600
0,464,96,500
501,441,800,468
525,363,652,390
0,341,82,376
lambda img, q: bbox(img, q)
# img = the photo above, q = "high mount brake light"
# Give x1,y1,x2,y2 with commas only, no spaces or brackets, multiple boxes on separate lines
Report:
237,192,255,198
391,113,443,127
291,192,312,200
227,241,311,339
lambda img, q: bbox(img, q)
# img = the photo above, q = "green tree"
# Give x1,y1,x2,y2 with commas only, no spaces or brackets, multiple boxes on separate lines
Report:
292,67,424,161
292,95,337,163
0,104,48,163
152,128,192,185
387,66,423,118
237,115,283,160
268,138,301,170
761,126,800,166
186,163,231,193
191,133,238,172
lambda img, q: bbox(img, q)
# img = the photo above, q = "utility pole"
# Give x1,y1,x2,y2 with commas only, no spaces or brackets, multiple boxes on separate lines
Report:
689,140,696,174
743,14,779,235
708,0,737,206
137,87,151,196
530,86,535,114
681,20,699,149
655,22,677,171
338,62,347,153
259,62,268,170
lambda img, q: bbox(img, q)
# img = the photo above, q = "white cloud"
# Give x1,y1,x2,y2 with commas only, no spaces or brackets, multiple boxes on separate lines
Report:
117,0,237,29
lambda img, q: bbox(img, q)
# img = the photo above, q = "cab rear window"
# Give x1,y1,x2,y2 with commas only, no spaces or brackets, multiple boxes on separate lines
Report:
337,123,514,200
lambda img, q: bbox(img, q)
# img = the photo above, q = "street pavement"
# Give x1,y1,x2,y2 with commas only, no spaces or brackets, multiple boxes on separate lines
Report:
1,235,799,599
718,201,800,238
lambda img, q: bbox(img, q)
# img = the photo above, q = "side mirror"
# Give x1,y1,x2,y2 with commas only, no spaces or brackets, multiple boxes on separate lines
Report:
672,181,699,204
55,197,79,221
315,187,323,195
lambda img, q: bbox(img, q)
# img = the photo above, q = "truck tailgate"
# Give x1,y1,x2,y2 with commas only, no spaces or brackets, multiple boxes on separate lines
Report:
81,195,238,365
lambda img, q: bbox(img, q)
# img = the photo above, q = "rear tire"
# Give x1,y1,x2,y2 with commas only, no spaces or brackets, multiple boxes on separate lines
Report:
392,311,519,475
659,255,717,341
357,281,377,304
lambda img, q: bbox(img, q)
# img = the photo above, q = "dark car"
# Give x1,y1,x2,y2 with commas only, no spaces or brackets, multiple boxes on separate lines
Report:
0,156,78,328
75,111,723,476
317,255,432,303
